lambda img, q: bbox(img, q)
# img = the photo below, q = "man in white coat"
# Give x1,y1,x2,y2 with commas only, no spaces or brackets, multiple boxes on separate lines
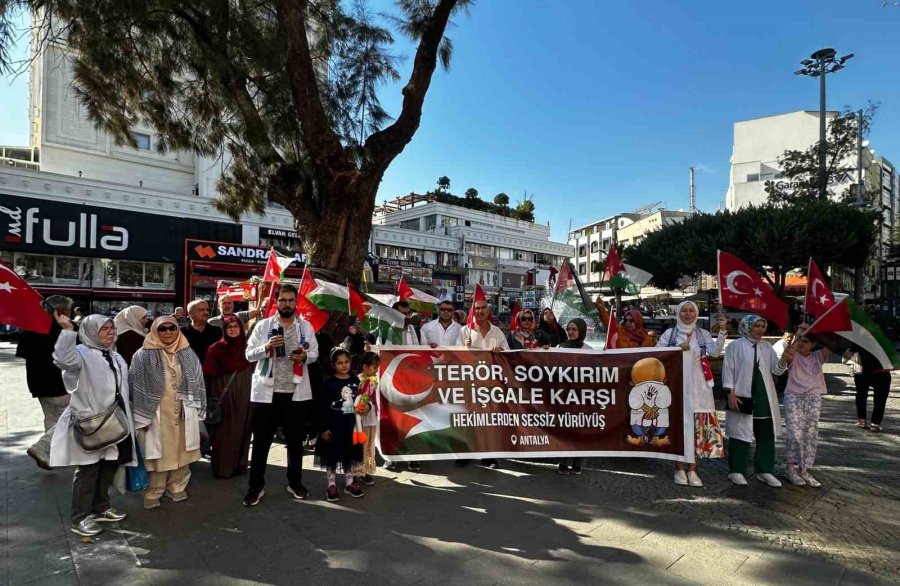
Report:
242,283,318,506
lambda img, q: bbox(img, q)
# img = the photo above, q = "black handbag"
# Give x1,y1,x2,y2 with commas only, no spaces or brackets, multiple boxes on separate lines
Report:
205,373,237,426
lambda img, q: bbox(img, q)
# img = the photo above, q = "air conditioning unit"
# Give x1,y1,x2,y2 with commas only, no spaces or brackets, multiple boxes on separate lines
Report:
515,253,523,260
455,293,464,302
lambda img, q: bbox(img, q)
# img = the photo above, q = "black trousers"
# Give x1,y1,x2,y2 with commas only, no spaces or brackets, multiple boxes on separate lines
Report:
855,371,891,425
71,459,118,523
249,395,313,491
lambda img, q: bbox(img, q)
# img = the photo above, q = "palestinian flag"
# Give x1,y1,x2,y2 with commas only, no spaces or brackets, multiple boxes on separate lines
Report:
361,305,406,345
262,248,295,282
833,299,900,371
306,280,351,313
397,276,438,315
602,244,641,294
348,281,371,321
298,267,329,332
551,260,597,317
623,263,653,292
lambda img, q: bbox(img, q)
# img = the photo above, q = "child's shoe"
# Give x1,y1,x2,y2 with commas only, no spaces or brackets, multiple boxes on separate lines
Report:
360,474,376,486
800,470,821,488
786,465,806,486
345,482,364,498
326,485,340,502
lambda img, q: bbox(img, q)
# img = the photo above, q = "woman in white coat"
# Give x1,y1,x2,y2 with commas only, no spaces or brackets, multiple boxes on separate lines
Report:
51,313,136,537
723,315,793,487
129,316,206,509
657,301,729,487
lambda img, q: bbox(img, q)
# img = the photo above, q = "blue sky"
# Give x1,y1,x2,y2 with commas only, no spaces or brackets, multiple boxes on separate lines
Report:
2,1,899,242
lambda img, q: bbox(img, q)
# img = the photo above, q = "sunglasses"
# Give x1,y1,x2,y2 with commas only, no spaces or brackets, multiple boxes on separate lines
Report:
157,325,179,332
520,317,534,322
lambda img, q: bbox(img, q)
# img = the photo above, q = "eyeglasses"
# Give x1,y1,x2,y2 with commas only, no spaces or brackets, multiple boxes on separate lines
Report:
225,324,241,329
520,317,534,322
157,325,179,332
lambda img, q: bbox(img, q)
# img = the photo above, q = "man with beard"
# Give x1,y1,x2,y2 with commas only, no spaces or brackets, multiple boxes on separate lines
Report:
242,284,319,506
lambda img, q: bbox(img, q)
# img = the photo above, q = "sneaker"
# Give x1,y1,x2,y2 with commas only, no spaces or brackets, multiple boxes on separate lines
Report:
360,474,376,486
383,461,396,470
756,473,782,487
557,464,570,475
242,488,265,507
855,419,868,429
345,482,364,498
570,465,583,475
93,508,127,523
72,516,103,537
800,470,821,488
687,470,703,487
287,484,310,500
26,446,52,470
326,485,340,502
407,461,421,472
164,490,188,502
728,473,748,486
786,465,806,486
673,469,688,485
143,498,161,510
869,424,883,433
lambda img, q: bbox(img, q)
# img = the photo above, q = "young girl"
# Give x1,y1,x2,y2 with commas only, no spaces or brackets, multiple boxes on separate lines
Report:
783,326,830,487
352,352,381,486
316,349,364,501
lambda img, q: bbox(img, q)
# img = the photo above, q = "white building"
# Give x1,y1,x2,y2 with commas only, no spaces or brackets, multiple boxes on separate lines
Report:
371,194,573,310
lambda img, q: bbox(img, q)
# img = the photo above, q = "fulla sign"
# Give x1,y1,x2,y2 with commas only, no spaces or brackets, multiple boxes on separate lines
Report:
1,204,127,251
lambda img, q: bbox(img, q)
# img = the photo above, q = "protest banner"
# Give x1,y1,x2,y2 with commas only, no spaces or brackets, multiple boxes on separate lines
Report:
377,346,693,463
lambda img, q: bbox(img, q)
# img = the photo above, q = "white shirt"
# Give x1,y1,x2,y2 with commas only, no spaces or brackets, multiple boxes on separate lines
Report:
772,339,789,359
245,315,319,403
403,324,421,346
421,319,462,347
459,324,510,350
657,327,726,413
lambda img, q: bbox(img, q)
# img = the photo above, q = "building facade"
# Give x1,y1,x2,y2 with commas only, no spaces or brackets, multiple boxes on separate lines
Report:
371,195,572,311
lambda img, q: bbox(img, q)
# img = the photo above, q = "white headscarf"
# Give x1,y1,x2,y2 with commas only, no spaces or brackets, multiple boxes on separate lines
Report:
78,314,116,351
114,305,148,337
675,301,699,335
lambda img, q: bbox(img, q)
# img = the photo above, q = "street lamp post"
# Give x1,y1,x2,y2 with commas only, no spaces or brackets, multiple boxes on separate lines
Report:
795,48,853,199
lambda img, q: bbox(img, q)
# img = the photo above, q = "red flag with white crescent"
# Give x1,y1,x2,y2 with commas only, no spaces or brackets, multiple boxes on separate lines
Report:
717,250,788,329
804,258,838,318
0,262,52,334
604,306,618,350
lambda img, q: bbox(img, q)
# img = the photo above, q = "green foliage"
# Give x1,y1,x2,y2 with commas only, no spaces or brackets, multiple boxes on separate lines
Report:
436,175,451,192
512,198,535,222
766,104,879,204
464,187,479,200
493,192,509,206
625,201,878,294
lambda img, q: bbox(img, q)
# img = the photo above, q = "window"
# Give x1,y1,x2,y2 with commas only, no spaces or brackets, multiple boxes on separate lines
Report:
55,257,81,282
590,260,601,273
746,173,760,182
578,245,586,256
118,261,144,287
21,254,54,284
399,219,420,231
578,263,586,275
131,131,152,151
144,263,166,287
442,217,458,227
590,241,599,253
424,215,437,231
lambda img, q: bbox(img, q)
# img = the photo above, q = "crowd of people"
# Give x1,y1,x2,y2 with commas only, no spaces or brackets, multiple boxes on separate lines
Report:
12,289,891,538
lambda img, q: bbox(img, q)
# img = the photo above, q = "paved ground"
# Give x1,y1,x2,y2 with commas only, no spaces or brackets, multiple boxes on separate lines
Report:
1,340,897,586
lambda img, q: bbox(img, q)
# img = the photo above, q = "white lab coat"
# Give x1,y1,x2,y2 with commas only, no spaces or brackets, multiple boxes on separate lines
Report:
657,327,726,413
722,337,785,442
245,315,319,403
49,330,137,467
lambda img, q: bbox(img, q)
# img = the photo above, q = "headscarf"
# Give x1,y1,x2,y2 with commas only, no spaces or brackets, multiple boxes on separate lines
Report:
511,309,540,349
538,308,566,346
559,318,587,348
622,310,649,346
203,315,251,377
78,314,116,351
129,315,206,426
143,315,190,356
114,305,148,337
739,314,767,340
675,301,699,335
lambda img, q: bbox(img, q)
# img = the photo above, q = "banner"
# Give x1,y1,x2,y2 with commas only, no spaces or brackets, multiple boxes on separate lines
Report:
216,282,257,302
378,347,693,463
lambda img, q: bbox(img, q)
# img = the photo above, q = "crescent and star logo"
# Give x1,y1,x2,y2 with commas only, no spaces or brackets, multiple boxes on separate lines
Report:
811,279,831,306
725,270,763,297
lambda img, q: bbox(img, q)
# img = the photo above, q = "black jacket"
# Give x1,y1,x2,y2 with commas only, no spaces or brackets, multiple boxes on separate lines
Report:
15,322,67,397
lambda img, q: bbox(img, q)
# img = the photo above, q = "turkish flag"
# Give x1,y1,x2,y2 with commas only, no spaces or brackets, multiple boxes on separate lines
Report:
509,301,522,331
807,297,852,334
603,243,625,283
604,306,618,350
804,258,838,319
297,267,328,332
466,283,486,330
0,262,52,334
397,276,415,301
716,250,789,329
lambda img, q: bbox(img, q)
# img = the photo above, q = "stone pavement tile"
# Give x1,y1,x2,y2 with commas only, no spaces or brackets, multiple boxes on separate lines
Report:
839,568,898,586
67,531,149,586
666,555,750,586
13,572,79,586
6,535,74,586
738,550,847,586
584,517,658,544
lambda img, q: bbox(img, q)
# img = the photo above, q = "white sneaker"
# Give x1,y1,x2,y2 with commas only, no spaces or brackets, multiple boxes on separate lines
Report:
785,465,806,486
728,473,748,486
687,470,703,487
673,469,688,485
757,473,782,487
800,470,821,488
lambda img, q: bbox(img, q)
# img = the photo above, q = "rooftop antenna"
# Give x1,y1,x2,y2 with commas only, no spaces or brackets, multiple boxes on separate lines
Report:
689,166,697,212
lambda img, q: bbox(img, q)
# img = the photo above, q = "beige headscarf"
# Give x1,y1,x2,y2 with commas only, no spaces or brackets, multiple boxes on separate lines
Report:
143,316,190,357
114,305,148,337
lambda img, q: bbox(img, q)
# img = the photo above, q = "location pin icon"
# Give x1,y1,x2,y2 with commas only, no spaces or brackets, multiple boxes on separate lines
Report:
511,435,518,445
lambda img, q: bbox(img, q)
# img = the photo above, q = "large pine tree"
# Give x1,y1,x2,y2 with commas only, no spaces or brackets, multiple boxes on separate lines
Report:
0,0,469,282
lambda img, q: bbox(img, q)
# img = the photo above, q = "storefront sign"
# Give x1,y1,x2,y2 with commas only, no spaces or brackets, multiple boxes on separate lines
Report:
434,264,465,275
261,227,300,240
0,193,240,261
377,347,691,462
469,256,497,270
187,239,306,266
380,256,427,268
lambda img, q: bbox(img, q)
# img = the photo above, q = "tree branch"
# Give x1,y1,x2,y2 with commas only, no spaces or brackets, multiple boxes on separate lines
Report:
364,0,458,173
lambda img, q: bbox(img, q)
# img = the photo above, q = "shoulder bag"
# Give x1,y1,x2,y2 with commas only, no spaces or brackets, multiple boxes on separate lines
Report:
205,372,238,426
73,358,130,452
